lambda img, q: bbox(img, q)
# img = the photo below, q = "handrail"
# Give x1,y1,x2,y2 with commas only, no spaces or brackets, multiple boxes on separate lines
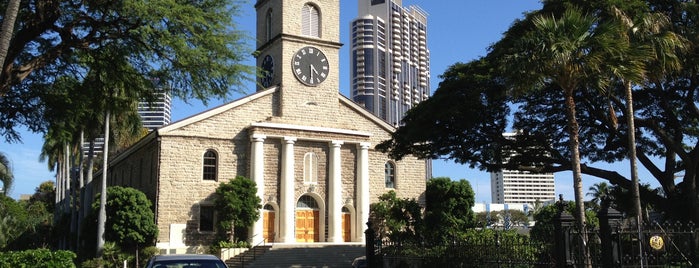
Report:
238,233,274,268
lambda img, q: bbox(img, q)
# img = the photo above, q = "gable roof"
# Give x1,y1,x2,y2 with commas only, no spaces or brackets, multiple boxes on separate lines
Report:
157,87,277,135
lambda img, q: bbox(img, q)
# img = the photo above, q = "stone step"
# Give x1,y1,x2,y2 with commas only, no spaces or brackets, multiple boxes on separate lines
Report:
237,243,365,268
225,245,272,268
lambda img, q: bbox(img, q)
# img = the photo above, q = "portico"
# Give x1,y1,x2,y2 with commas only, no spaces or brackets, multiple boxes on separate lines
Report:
248,122,371,244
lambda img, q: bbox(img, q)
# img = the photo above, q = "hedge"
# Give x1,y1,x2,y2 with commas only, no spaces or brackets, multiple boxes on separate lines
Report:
0,249,76,267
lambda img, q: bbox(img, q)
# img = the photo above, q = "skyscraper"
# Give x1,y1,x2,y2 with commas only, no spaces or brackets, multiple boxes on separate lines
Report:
138,90,172,131
350,0,430,126
82,89,171,157
491,132,556,205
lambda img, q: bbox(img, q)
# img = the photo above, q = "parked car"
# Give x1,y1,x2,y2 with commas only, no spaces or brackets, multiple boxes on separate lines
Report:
144,254,228,268
352,256,367,268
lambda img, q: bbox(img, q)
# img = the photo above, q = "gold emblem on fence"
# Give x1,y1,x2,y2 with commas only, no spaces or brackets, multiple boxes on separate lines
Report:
649,235,664,251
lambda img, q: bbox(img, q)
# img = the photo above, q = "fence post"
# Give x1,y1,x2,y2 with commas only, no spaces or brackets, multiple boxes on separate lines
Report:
554,195,575,268
599,201,623,267
365,221,376,268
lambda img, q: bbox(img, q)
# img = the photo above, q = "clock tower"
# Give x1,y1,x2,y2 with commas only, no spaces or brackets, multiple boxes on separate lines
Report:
254,0,342,124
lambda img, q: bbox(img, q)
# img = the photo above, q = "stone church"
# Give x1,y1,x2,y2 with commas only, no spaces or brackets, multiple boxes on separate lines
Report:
103,0,426,252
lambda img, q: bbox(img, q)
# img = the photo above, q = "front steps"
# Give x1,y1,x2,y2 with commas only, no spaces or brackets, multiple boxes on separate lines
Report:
225,243,365,268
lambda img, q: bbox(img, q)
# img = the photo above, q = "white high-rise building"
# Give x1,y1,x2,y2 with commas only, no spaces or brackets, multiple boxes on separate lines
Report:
350,0,430,126
491,132,556,205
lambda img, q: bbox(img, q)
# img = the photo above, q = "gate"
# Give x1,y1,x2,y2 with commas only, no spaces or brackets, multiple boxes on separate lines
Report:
557,206,697,267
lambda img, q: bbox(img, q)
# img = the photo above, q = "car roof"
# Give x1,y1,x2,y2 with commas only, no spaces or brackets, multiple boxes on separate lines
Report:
150,254,222,261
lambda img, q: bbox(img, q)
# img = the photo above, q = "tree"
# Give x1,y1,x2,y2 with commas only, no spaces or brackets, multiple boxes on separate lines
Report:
90,186,157,265
587,182,611,210
378,0,699,224
214,176,261,243
474,211,497,228
424,177,475,242
490,8,631,259
0,0,20,69
530,201,598,244
0,152,11,195
369,191,423,242
505,209,529,227
6,183,55,250
30,181,56,212
0,195,25,250
0,0,253,142
377,59,510,168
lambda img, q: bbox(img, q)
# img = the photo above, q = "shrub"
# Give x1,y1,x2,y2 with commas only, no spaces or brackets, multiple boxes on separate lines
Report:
0,249,76,268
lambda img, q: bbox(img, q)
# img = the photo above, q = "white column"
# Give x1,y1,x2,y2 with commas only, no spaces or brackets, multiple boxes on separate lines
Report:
250,134,266,245
356,142,370,242
328,140,344,242
280,137,297,243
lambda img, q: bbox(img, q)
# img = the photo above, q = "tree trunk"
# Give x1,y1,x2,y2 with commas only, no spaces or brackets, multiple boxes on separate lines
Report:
76,131,84,252
0,0,20,76
563,87,590,266
97,109,110,257
624,81,645,266
82,140,96,221
624,81,642,220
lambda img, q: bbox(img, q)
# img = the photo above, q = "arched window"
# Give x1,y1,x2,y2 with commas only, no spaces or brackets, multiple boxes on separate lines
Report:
265,9,273,41
297,195,319,209
304,152,318,183
301,3,320,37
203,150,218,181
384,161,395,188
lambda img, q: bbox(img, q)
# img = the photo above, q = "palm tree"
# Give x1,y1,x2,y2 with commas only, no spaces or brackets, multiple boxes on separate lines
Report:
489,6,626,265
587,182,611,208
0,152,12,196
607,6,686,222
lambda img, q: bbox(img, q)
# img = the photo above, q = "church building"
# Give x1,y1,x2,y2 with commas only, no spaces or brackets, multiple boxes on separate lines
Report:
102,0,426,252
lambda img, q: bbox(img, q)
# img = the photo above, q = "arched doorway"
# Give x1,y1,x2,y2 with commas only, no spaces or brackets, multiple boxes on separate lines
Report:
342,207,351,242
262,204,275,242
296,195,320,242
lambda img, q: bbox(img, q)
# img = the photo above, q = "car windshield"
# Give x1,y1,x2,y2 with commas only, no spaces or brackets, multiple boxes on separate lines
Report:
150,260,227,268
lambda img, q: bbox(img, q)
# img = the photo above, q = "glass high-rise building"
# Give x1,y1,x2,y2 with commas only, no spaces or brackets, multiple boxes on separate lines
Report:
350,0,430,126
138,90,172,131
83,89,171,157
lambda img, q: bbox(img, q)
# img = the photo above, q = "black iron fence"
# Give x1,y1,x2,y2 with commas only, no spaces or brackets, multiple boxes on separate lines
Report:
365,223,555,267
366,206,698,268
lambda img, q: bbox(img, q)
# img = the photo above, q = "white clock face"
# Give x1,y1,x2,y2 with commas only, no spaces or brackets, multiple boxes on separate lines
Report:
292,46,329,86
260,55,274,88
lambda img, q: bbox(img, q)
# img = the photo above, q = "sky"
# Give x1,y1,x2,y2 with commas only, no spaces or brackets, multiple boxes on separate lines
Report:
2,0,652,203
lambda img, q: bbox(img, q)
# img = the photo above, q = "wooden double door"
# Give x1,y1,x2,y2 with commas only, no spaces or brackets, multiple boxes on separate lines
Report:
295,210,319,242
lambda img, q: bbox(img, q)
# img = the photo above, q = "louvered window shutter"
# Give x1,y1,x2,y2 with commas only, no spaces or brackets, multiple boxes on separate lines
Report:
302,4,320,38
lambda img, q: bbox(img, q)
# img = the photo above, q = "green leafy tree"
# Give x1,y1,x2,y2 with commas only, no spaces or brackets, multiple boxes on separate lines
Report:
378,0,699,221
490,7,629,254
0,195,26,250
214,176,261,243
474,211,500,228
377,59,510,167
0,152,11,195
5,182,55,250
505,209,529,227
369,191,423,242
88,186,157,263
0,0,253,142
530,201,598,244
424,177,475,242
